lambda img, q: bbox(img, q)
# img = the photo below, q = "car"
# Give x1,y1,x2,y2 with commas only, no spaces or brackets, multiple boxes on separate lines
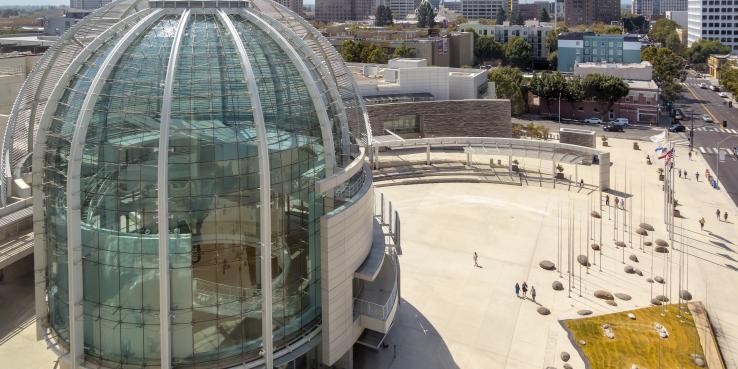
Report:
674,109,684,120
669,124,686,132
610,117,629,126
584,117,603,124
710,85,720,91
696,73,703,78
703,114,713,122
719,91,729,98
700,83,708,89
603,124,624,132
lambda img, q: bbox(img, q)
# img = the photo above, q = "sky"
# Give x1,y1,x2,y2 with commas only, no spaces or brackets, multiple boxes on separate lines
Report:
1,0,633,7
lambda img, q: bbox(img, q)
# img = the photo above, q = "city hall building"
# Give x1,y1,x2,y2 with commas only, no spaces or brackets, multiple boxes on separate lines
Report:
1,0,398,368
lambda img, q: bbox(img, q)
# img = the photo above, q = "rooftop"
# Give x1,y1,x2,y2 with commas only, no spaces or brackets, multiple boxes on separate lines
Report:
575,61,652,69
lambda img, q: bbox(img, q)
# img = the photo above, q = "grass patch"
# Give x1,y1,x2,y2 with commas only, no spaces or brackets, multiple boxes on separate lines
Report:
564,305,705,369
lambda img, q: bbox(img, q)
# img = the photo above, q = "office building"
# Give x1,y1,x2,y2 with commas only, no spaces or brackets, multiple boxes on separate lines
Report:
390,0,421,18
687,0,738,52
564,0,619,26
4,0,399,368
659,0,687,13
460,20,554,61
461,0,507,20
557,32,642,72
631,0,656,18
316,0,375,22
666,10,688,27
519,1,554,21
274,0,304,14
69,0,112,10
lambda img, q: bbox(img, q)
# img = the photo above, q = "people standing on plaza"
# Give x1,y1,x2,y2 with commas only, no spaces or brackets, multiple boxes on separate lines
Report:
473,252,479,267
679,169,682,178
531,286,537,302
605,195,610,206
700,217,706,230
696,172,700,182
515,283,520,297
717,209,721,220
615,197,620,209
580,179,584,188
521,282,528,298
620,198,625,209
725,212,729,222
689,151,692,160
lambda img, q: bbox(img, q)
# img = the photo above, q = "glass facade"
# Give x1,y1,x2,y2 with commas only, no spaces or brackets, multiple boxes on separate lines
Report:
38,7,356,369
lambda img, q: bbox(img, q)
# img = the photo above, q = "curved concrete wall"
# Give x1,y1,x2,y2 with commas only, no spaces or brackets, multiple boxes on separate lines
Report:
319,167,375,365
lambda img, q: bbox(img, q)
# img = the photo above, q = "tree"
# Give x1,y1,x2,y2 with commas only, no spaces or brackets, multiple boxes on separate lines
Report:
417,0,436,28
539,8,551,22
720,62,738,97
374,5,394,26
496,7,507,25
530,72,567,114
359,44,388,64
582,74,629,119
475,36,504,62
641,46,686,101
341,40,363,62
648,19,681,50
622,14,647,34
505,36,532,69
392,44,416,58
547,50,557,69
489,66,526,115
545,25,568,53
687,39,731,64
563,76,585,118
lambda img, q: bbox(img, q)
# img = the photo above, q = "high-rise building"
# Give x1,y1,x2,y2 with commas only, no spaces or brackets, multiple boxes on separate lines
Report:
659,0,687,13
461,0,507,20
389,0,421,18
564,0,618,26
6,1,399,369
274,0,304,14
633,0,685,18
69,0,112,10
688,0,738,51
316,0,376,22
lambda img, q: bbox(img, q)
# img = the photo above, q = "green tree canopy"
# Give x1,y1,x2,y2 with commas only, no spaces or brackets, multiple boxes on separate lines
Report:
648,19,680,46
392,44,416,58
475,36,504,62
496,7,507,25
530,72,567,113
582,74,629,119
489,66,526,115
545,25,568,53
563,76,586,118
641,46,686,101
341,40,363,62
720,62,738,96
539,7,551,22
687,39,731,64
622,14,647,34
505,36,532,68
374,5,394,26
547,50,557,69
362,44,388,64
417,0,436,28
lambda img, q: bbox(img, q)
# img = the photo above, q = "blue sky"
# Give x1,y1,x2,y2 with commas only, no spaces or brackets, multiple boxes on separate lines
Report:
4,0,631,7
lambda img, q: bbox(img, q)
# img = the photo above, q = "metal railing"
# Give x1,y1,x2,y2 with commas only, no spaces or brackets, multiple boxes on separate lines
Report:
353,254,398,321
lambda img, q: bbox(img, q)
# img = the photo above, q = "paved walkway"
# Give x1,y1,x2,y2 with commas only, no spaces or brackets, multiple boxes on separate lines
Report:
361,136,738,369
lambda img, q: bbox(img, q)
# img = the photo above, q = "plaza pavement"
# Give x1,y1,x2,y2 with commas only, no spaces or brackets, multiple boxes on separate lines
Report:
357,136,738,369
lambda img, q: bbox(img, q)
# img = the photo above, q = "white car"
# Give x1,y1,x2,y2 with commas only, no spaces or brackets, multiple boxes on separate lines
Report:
610,117,629,126
703,114,713,122
719,91,729,98
710,85,720,91
699,83,707,89
584,117,603,124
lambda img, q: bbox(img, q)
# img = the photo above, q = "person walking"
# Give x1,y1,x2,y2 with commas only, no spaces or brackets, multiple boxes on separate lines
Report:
679,169,682,178
605,195,610,206
699,217,706,230
717,209,721,220
689,151,692,160
521,282,528,298
473,252,479,267
515,282,520,297
531,286,537,302
696,172,700,182
580,179,584,188
725,212,729,222
615,197,620,209
620,198,625,209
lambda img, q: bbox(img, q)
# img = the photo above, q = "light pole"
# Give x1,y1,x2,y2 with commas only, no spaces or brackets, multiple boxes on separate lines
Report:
558,90,562,129
716,135,738,188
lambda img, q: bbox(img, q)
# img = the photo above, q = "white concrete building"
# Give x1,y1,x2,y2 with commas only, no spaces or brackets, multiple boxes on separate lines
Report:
389,0,421,18
688,0,738,52
350,58,494,101
574,61,653,81
460,20,554,60
666,10,688,28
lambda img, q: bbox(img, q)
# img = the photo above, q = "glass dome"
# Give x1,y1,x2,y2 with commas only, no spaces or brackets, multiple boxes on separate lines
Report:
35,1,369,368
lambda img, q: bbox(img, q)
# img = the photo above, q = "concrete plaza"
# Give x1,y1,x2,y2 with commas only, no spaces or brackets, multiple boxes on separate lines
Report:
357,137,738,369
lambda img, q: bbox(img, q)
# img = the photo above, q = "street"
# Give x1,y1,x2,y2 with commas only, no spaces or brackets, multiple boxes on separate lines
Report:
678,73,738,205
513,117,664,141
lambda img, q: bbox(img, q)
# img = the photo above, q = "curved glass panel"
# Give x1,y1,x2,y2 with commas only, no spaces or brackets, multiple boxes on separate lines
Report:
78,14,179,367
165,14,263,367
230,14,324,350
43,28,126,349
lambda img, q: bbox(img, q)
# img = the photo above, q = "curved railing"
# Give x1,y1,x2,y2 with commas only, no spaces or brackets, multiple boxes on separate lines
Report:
353,253,399,321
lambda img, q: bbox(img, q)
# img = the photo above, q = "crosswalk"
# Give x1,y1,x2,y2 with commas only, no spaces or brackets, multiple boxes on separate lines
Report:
696,147,738,156
693,126,738,134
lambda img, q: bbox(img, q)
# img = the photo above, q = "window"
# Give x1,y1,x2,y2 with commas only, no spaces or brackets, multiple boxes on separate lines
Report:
384,115,419,134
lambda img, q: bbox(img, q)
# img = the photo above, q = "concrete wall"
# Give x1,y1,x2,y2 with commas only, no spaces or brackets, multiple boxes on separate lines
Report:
319,176,375,366
366,99,512,138
559,128,596,148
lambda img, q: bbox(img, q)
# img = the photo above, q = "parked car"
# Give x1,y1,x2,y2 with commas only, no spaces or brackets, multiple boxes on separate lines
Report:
699,83,708,89
603,124,624,132
584,117,604,124
696,73,703,78
669,124,686,132
703,114,713,122
610,117,629,126
674,109,684,120
710,85,720,91
719,91,729,98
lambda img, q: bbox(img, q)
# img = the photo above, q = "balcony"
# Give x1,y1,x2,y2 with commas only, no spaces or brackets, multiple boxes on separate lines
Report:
353,252,399,335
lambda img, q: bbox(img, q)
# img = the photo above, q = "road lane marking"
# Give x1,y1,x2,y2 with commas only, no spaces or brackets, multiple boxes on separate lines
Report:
685,83,721,124
699,147,707,153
